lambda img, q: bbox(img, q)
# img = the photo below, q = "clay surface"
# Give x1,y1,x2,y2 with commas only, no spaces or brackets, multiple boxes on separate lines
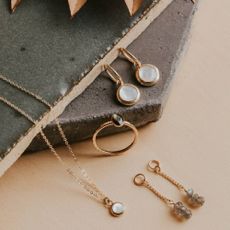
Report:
0,0,159,158
28,0,197,152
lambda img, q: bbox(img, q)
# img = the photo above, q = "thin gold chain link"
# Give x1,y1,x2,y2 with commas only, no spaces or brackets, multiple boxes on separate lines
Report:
143,180,174,206
157,170,186,192
0,95,107,200
0,96,105,201
0,74,106,198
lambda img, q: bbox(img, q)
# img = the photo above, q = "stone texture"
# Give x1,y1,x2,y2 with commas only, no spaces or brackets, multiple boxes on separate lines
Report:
138,64,160,85
0,0,158,159
27,0,197,152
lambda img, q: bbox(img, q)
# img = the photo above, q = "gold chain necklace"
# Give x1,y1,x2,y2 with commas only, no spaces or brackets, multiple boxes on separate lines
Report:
0,75,125,217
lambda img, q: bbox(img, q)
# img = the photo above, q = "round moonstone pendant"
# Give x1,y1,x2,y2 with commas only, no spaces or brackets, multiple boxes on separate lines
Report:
110,202,125,217
136,64,160,86
117,83,140,106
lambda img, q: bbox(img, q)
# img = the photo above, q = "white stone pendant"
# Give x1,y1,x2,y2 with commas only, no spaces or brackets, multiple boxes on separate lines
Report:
136,64,160,87
104,64,140,106
117,83,140,106
109,202,125,217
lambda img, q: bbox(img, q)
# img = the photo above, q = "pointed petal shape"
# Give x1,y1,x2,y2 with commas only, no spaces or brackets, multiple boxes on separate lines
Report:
124,0,144,16
68,0,87,18
11,0,21,12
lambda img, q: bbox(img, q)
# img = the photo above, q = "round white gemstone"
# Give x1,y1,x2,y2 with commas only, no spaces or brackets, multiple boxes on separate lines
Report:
138,64,159,84
111,202,124,216
118,84,139,103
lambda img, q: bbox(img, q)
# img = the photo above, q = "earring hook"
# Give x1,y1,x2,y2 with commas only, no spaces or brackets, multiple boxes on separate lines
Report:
104,64,124,86
148,160,161,173
119,48,141,68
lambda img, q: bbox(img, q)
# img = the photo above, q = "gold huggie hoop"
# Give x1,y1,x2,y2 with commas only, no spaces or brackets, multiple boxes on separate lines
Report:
119,48,160,87
148,160,205,207
133,173,192,220
104,64,124,85
104,64,140,106
92,114,138,155
119,48,141,68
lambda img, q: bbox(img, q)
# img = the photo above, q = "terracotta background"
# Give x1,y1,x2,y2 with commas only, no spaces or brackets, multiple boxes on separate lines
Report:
0,0,229,229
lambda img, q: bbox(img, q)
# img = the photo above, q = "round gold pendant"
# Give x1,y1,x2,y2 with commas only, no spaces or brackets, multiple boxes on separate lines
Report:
109,202,125,217
116,83,140,106
136,64,160,86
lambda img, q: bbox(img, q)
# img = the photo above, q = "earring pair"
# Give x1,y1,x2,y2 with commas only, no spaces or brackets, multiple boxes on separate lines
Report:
134,160,205,220
104,48,160,106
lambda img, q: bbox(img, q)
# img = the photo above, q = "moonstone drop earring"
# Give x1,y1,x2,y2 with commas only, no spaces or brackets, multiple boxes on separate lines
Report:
104,64,140,106
148,160,205,208
119,48,160,87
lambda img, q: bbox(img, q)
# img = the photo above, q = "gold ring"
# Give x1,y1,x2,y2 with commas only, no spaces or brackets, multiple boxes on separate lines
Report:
92,114,138,155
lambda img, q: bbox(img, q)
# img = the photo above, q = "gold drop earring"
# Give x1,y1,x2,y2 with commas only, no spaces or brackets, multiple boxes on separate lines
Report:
119,48,160,87
104,64,140,106
148,160,205,207
134,173,192,220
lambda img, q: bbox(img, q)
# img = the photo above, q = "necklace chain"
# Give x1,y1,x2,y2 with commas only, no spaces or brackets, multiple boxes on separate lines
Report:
0,75,108,203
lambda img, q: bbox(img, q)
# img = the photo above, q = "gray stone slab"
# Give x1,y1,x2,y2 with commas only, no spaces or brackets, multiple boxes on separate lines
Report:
27,0,197,152
0,0,160,159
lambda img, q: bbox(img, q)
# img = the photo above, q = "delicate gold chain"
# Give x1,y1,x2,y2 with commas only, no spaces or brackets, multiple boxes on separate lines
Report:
143,180,174,206
0,95,106,201
148,160,186,192
0,75,108,202
0,74,105,195
157,170,186,192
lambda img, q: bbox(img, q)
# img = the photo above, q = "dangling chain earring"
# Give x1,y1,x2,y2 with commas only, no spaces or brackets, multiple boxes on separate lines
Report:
148,160,205,207
134,173,192,220
0,74,125,217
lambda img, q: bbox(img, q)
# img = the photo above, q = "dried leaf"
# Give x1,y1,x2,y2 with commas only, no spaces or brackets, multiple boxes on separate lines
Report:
11,0,21,12
124,0,144,16
68,0,87,18
11,0,147,16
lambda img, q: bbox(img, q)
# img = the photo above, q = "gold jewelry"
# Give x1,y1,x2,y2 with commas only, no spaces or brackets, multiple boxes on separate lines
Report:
93,114,138,155
104,64,140,106
0,74,125,217
119,48,160,87
148,160,205,207
133,173,192,220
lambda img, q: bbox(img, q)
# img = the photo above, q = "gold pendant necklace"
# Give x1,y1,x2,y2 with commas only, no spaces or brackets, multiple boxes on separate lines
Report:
0,75,125,217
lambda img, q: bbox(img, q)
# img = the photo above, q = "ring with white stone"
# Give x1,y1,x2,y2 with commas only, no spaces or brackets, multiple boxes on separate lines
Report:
119,48,160,87
92,114,138,155
104,64,140,106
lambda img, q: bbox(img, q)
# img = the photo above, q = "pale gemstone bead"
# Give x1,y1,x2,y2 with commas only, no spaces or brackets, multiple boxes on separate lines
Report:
111,202,125,216
138,65,159,84
118,85,139,102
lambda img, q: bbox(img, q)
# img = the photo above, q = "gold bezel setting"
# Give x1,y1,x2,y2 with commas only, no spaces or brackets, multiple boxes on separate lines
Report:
116,83,140,106
136,64,160,87
110,202,125,217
